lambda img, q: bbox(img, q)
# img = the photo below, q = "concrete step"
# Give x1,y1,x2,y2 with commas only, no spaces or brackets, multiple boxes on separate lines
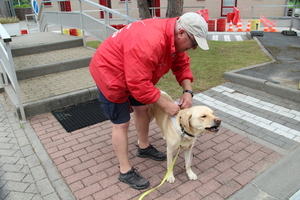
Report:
5,67,98,118
3,31,99,119
13,47,95,80
10,32,84,56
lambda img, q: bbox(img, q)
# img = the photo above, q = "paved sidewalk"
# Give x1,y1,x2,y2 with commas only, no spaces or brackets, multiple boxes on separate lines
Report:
0,20,299,200
2,81,300,200
0,93,69,200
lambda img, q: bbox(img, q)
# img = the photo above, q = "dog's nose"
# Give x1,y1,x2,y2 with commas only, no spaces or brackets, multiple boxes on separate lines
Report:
215,118,221,125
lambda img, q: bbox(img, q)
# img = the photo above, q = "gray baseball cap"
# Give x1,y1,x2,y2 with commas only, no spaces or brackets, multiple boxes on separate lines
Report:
178,12,209,50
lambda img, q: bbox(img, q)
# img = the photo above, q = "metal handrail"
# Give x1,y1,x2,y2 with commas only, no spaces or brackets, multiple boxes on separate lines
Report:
37,0,207,44
37,0,137,43
0,24,26,122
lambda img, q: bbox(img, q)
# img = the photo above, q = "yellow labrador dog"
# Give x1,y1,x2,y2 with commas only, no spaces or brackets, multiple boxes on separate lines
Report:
148,91,221,183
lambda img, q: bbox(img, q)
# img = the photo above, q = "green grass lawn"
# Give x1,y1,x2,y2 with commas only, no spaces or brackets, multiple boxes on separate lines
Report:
86,39,270,99
288,0,300,8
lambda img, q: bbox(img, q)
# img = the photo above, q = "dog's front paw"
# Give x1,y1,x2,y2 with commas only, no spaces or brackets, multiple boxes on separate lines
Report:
167,175,175,183
187,171,197,180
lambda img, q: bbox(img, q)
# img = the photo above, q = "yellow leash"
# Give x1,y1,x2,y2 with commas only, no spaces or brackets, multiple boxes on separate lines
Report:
138,144,182,200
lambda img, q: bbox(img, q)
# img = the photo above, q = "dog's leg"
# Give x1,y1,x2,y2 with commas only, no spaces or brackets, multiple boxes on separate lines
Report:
166,147,175,183
184,148,197,180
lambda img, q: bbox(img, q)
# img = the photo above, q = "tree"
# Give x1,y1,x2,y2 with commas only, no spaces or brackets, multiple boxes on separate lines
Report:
137,0,152,19
166,0,183,18
137,0,183,19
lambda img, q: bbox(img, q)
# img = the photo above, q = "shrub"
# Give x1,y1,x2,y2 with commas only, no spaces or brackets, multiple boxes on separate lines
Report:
0,17,20,24
21,4,31,8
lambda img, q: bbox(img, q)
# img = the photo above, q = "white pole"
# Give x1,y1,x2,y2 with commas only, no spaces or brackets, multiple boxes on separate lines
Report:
5,42,26,122
125,0,129,24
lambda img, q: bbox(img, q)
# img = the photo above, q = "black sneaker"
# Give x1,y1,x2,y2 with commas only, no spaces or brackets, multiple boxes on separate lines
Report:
136,144,166,161
118,167,149,190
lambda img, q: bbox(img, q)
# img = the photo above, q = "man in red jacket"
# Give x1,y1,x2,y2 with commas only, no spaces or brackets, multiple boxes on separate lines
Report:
89,12,209,190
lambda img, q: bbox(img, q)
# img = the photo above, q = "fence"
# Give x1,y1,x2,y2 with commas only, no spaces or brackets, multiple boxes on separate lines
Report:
251,4,300,29
37,0,205,43
38,0,137,44
0,24,26,121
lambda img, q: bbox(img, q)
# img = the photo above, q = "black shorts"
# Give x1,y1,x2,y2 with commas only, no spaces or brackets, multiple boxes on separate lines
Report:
98,89,145,124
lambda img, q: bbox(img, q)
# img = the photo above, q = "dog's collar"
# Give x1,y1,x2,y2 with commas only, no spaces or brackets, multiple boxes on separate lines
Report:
180,123,195,138
170,116,194,138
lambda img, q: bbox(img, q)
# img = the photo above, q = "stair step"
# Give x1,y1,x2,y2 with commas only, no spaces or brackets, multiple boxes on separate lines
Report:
5,67,98,118
4,31,100,119
13,47,95,80
11,32,84,56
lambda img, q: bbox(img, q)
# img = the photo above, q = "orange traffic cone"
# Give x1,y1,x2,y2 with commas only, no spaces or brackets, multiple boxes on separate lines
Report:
235,20,240,29
245,21,251,32
263,27,269,32
270,21,277,32
227,21,234,32
237,20,243,32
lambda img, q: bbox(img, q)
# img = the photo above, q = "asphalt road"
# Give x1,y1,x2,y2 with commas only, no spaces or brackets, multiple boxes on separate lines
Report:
237,32,300,90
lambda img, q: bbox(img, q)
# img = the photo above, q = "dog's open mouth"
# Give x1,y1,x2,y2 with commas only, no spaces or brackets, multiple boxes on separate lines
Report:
205,126,220,132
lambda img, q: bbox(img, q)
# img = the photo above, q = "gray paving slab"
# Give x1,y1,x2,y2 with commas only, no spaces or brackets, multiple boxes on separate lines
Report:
13,47,94,70
0,93,75,200
10,32,82,49
228,145,300,200
193,83,300,148
10,32,84,56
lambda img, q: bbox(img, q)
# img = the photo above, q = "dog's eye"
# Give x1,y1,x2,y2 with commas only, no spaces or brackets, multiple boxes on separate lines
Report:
202,115,207,118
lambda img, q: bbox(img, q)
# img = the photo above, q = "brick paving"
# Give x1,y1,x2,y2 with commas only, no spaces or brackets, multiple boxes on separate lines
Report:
0,93,60,200
29,99,283,200
1,23,299,200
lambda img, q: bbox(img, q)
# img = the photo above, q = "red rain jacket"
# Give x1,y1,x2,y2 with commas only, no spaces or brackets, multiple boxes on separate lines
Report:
89,17,194,104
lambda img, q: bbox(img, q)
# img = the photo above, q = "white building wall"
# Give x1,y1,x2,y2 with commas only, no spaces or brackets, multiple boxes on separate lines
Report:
38,0,289,20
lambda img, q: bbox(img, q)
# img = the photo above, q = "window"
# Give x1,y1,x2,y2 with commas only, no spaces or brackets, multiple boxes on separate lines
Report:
43,0,51,6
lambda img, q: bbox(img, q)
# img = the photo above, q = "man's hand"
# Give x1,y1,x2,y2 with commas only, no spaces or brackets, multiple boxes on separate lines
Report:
154,96,181,116
178,92,193,109
179,79,193,109
164,101,181,116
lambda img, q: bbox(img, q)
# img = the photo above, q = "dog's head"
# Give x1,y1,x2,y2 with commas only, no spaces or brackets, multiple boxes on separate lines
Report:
179,106,221,136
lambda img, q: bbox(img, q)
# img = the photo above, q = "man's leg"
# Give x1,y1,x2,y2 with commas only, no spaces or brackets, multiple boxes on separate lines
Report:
133,105,166,161
98,91,149,189
112,120,149,190
132,105,150,149
112,121,131,174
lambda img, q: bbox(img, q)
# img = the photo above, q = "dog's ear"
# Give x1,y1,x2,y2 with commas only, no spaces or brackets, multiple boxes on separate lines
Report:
179,110,192,133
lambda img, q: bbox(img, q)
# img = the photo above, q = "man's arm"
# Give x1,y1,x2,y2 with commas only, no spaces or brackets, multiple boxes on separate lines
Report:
153,95,180,116
178,79,193,108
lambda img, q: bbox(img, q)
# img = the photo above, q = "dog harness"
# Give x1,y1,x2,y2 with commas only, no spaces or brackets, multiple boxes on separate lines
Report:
170,116,194,138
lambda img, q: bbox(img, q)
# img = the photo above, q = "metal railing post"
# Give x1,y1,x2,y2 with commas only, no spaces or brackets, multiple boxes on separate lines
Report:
0,24,26,122
290,4,296,31
125,0,129,24
104,10,109,38
5,42,26,122
79,0,86,47
57,1,63,34
0,46,9,85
